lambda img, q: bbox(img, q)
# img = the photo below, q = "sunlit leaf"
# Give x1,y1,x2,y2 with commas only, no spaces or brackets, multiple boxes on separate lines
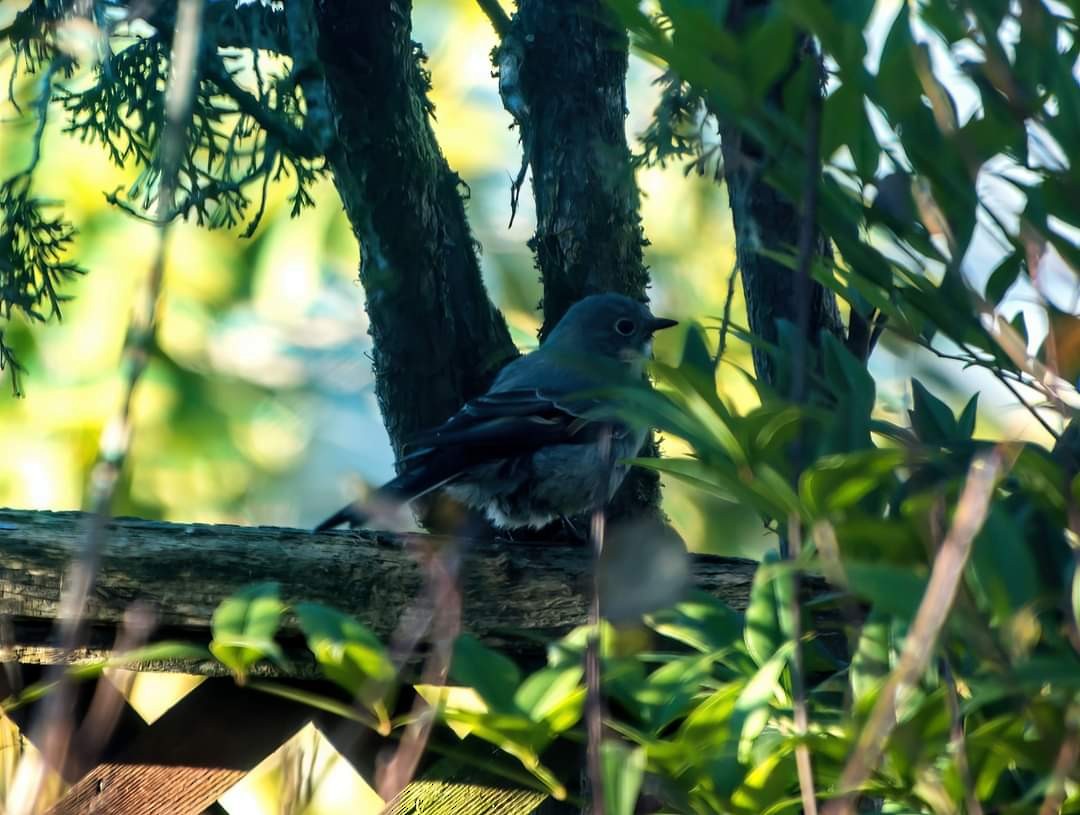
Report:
646,590,744,654
450,634,522,714
745,553,784,670
294,602,394,723
209,582,287,681
601,741,646,815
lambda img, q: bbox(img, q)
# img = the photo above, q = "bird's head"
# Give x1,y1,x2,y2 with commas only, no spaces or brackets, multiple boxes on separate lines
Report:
545,293,678,371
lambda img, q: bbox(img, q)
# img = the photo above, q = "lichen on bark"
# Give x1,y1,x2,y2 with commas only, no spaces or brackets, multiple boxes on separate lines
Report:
313,0,518,461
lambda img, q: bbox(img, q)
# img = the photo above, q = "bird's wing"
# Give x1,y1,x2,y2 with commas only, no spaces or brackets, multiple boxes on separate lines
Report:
401,387,604,464
314,386,619,532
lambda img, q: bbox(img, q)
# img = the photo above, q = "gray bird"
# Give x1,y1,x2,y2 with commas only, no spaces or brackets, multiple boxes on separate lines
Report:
315,293,677,532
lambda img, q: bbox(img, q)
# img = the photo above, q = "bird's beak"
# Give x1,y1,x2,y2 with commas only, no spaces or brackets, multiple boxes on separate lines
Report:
647,316,679,334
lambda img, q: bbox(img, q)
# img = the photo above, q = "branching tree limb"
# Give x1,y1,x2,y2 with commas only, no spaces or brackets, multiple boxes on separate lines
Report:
497,0,650,337
719,2,844,387
495,0,662,520
313,0,517,460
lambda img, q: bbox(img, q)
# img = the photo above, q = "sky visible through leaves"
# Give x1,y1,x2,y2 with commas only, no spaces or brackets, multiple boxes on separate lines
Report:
0,0,1064,553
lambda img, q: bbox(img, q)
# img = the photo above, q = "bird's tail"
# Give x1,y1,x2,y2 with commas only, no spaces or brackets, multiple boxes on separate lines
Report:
313,501,370,532
312,459,459,533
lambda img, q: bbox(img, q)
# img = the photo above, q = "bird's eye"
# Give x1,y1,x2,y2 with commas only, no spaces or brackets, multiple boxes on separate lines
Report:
614,318,636,336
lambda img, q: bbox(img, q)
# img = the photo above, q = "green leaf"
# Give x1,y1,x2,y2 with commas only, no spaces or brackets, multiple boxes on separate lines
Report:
646,590,744,653
601,741,646,815
632,653,715,732
843,562,928,619
1010,311,1029,348
744,11,796,99
679,322,715,388
209,582,287,681
821,332,876,453
822,82,879,179
850,610,890,707
729,745,797,815
957,393,979,439
876,4,921,118
734,643,792,764
294,602,394,720
680,680,744,744
909,378,957,444
514,664,584,733
969,507,1040,621
450,634,522,714
744,553,783,668
800,448,905,517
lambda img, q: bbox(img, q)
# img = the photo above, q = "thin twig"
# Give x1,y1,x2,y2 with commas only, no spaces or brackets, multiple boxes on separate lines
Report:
825,447,1007,815
790,49,824,407
912,333,1063,442
476,0,512,37
716,262,739,364
1038,702,1080,815
376,541,462,801
585,425,614,815
786,517,819,815
941,658,983,815
19,2,204,809
204,56,321,158
990,366,1061,442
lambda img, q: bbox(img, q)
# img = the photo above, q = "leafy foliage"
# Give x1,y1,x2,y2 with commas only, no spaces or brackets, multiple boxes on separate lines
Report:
176,317,1080,812
0,174,82,394
618,0,1080,404
3,0,1080,811
0,0,330,385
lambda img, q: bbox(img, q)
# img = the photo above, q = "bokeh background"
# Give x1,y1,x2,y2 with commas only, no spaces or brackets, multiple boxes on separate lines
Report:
0,0,1059,560
0,0,1071,812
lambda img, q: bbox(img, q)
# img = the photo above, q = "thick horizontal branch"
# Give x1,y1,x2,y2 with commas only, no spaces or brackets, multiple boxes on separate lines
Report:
0,509,777,675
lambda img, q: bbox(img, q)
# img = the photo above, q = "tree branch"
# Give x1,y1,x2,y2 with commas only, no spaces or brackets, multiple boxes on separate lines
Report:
204,57,322,159
312,0,517,468
496,0,662,523
826,448,1006,815
718,7,843,387
497,0,649,335
0,509,769,673
475,0,511,37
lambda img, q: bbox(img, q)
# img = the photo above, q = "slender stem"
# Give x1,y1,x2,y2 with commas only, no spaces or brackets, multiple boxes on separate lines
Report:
476,0,512,37
790,51,824,407
825,448,1006,815
585,426,613,815
22,4,205,810
786,516,819,815
941,658,984,815
716,262,739,365
991,366,1061,442
1038,702,1080,815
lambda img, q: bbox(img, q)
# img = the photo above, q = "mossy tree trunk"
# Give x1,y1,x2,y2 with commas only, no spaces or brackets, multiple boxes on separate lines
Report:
719,0,845,387
307,0,663,521
495,0,662,518
496,0,651,337
312,0,519,460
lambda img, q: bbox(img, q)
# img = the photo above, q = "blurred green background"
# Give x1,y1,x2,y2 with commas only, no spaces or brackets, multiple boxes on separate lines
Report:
0,0,1055,561
0,1,1070,812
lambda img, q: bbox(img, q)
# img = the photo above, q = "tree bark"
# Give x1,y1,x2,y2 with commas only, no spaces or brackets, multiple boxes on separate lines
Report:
0,509,768,673
313,0,519,459
496,0,662,518
719,2,844,386
497,0,650,338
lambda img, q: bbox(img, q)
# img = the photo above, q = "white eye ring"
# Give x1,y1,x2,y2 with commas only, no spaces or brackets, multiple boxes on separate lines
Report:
614,318,636,336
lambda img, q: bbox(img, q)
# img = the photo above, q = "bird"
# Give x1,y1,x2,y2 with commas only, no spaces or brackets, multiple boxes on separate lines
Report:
314,293,678,533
